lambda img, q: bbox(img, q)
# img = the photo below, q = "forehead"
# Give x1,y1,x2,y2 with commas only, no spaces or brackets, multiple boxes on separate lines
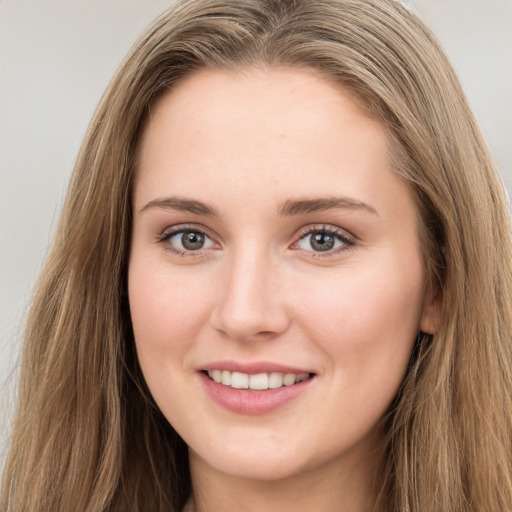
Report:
135,66,386,168
133,67,415,226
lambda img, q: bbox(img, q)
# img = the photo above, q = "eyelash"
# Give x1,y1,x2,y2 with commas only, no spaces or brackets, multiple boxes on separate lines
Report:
157,223,356,258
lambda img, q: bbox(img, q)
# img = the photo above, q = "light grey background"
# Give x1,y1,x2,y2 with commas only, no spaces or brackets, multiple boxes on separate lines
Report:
1,1,511,451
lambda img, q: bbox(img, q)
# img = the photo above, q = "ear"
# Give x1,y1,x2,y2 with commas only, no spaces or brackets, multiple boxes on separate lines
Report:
419,285,441,335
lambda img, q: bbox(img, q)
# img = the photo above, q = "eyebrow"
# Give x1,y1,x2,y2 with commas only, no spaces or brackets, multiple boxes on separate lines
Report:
278,196,378,216
139,195,378,217
139,197,220,217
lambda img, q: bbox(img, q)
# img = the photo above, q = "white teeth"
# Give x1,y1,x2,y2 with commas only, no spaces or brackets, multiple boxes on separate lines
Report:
268,372,283,389
283,373,296,386
231,371,249,389
249,373,268,390
221,370,231,386
206,370,311,390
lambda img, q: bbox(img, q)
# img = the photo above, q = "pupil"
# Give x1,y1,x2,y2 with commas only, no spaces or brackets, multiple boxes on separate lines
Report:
182,231,204,250
311,232,334,251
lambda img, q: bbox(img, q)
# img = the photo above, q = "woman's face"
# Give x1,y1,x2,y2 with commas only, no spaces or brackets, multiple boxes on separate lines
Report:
129,67,436,483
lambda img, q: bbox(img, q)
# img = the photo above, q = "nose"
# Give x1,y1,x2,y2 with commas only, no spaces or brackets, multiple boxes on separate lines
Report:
209,247,290,342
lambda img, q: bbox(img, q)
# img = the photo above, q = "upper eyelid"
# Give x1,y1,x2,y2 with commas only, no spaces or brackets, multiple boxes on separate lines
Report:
294,224,356,243
159,223,218,241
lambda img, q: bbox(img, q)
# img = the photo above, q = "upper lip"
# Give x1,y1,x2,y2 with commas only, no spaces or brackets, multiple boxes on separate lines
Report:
200,360,314,375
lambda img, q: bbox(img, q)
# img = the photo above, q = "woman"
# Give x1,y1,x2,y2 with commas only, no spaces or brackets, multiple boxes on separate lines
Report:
2,0,512,511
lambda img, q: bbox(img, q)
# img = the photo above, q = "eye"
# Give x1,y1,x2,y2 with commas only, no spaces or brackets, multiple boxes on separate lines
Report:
293,226,355,255
160,227,217,255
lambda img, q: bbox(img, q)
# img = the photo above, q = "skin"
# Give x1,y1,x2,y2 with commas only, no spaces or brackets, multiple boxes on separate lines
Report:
128,67,437,512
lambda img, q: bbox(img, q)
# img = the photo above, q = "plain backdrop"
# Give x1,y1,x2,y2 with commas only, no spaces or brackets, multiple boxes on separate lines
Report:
1,0,511,451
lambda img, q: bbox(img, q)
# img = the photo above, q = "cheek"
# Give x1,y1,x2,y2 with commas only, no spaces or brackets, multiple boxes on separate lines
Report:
127,259,221,418
292,258,425,374
128,259,214,373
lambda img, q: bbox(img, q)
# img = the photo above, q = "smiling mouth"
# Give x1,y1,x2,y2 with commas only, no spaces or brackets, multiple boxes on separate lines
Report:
204,370,313,390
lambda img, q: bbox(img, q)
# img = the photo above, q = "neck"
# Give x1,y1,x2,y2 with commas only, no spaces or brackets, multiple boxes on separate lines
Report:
189,439,383,512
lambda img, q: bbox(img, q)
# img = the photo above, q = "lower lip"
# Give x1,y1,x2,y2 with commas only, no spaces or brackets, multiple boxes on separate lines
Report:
199,372,313,415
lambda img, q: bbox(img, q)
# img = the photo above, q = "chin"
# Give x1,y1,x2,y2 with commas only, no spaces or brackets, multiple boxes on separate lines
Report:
190,437,333,483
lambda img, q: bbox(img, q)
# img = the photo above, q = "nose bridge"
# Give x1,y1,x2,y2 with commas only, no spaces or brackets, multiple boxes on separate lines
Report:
211,242,288,341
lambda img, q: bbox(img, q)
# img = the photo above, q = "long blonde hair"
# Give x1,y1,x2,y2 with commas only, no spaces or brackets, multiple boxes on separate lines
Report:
3,1,512,510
